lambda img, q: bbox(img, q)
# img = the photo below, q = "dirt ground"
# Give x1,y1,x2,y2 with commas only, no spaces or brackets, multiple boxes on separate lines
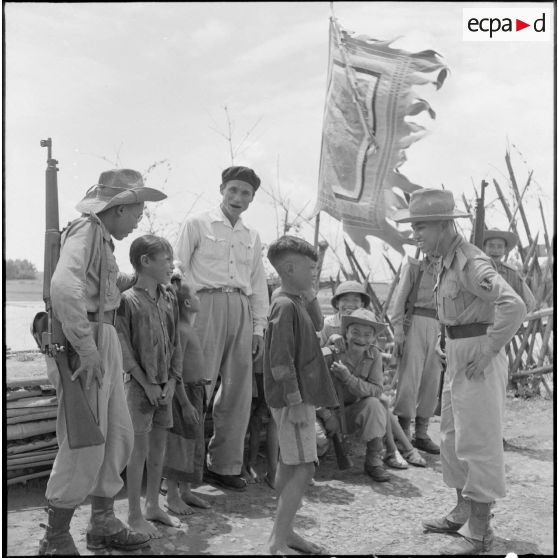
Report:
5,355,555,556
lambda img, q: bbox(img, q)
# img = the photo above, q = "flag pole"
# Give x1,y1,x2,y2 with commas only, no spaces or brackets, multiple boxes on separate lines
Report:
314,211,321,249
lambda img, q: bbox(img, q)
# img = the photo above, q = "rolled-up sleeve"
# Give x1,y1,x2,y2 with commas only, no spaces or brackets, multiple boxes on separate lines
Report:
463,257,527,356
267,301,302,406
249,233,270,336
390,259,414,334
51,221,97,358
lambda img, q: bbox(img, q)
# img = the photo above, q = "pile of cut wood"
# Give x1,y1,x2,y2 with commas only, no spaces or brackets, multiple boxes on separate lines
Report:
6,376,58,486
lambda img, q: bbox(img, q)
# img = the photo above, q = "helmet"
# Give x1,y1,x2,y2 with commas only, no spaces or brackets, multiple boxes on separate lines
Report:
331,280,371,310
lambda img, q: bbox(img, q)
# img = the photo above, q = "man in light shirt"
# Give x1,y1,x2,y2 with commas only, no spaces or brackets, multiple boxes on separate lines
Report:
174,166,269,491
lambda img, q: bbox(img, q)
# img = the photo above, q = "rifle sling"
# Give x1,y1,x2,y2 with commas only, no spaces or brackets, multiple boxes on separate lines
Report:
97,229,108,352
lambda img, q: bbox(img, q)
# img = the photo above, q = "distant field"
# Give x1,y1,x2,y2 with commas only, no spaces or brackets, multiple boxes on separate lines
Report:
6,275,44,302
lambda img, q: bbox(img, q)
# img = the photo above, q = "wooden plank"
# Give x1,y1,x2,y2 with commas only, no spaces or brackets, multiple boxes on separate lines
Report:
7,469,52,486
5,376,52,388
512,365,554,379
7,420,57,441
6,409,58,425
6,396,58,410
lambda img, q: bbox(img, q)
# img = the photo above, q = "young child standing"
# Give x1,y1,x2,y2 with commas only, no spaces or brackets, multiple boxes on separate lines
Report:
264,236,338,555
162,278,211,515
117,235,182,538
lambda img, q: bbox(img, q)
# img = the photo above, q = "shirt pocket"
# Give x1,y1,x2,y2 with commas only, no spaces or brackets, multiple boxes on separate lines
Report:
237,237,254,267
199,234,229,260
441,279,465,322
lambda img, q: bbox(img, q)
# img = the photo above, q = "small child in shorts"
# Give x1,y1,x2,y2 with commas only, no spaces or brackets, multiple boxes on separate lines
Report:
117,235,182,537
264,236,338,555
162,277,211,515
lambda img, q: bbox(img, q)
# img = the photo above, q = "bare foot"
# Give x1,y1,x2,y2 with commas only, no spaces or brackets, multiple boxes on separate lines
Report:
165,493,194,516
183,491,211,509
144,505,182,528
268,541,299,555
287,530,328,554
127,514,161,539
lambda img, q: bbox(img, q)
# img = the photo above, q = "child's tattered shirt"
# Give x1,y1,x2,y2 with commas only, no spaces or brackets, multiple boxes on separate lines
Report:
263,291,338,409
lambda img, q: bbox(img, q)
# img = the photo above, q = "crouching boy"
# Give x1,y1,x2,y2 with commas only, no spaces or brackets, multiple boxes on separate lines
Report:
263,236,338,555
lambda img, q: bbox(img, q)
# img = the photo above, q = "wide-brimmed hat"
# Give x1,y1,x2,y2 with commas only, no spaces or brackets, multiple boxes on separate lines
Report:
331,280,371,309
392,189,470,223
221,166,261,191
75,169,167,214
483,228,519,250
341,308,386,335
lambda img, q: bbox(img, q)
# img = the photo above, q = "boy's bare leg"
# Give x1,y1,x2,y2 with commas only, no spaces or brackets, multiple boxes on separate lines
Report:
390,413,413,452
165,479,193,515
127,433,161,537
268,461,325,555
144,427,181,529
265,419,279,488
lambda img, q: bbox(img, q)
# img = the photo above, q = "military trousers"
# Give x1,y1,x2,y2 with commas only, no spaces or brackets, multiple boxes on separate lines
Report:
345,396,387,442
45,324,134,508
194,291,253,476
394,315,442,419
440,335,507,503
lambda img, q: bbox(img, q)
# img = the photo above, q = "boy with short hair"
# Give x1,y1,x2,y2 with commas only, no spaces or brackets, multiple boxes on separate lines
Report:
162,277,212,514
39,169,163,555
264,235,338,555
117,235,183,537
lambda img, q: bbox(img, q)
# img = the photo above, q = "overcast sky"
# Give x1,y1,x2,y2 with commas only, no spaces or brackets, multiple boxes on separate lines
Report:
5,1,555,278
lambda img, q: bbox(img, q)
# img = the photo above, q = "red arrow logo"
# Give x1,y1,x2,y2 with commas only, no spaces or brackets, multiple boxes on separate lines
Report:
516,19,530,31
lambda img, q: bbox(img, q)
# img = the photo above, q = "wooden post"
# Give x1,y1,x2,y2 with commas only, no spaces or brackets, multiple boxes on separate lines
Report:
505,151,534,245
314,212,321,249
493,178,526,261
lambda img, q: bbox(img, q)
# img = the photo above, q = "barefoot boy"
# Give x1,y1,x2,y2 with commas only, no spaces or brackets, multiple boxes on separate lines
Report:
163,277,211,515
117,235,182,537
264,236,338,555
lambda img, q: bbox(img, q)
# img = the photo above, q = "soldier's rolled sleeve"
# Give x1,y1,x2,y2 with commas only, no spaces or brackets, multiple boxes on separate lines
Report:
117,272,136,293
249,234,270,337
464,257,526,355
390,259,413,334
268,303,302,406
50,222,97,358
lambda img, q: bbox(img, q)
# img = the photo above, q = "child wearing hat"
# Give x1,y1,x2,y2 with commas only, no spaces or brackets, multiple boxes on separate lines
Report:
39,169,165,555
320,280,371,349
264,235,338,555
117,235,183,537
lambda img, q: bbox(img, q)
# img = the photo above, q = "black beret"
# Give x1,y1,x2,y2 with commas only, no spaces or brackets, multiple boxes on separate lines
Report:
221,166,261,191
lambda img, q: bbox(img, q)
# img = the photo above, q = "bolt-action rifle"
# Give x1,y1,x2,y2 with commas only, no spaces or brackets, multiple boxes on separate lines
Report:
32,138,104,449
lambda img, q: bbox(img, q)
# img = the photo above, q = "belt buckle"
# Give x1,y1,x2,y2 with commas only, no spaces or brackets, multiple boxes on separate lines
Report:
223,287,235,293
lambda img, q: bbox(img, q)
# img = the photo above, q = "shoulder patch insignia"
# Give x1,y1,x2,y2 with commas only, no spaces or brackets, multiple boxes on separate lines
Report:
479,278,493,291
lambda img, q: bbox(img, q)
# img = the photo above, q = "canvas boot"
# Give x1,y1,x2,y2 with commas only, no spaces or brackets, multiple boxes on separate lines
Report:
86,496,150,551
412,416,440,454
38,505,79,555
440,500,494,555
423,489,470,533
364,438,390,482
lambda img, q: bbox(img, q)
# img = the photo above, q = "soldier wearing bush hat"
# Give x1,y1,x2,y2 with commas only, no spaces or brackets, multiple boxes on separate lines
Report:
482,228,535,312
39,168,165,555
174,165,268,491
394,189,526,554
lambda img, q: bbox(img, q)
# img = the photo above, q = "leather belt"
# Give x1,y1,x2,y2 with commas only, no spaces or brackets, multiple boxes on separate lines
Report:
445,323,490,340
412,307,437,319
87,310,117,326
198,287,243,294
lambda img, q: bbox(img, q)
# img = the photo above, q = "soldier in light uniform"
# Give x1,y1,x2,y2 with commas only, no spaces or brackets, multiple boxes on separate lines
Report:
39,170,165,555
390,252,442,454
483,228,536,312
393,189,526,555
